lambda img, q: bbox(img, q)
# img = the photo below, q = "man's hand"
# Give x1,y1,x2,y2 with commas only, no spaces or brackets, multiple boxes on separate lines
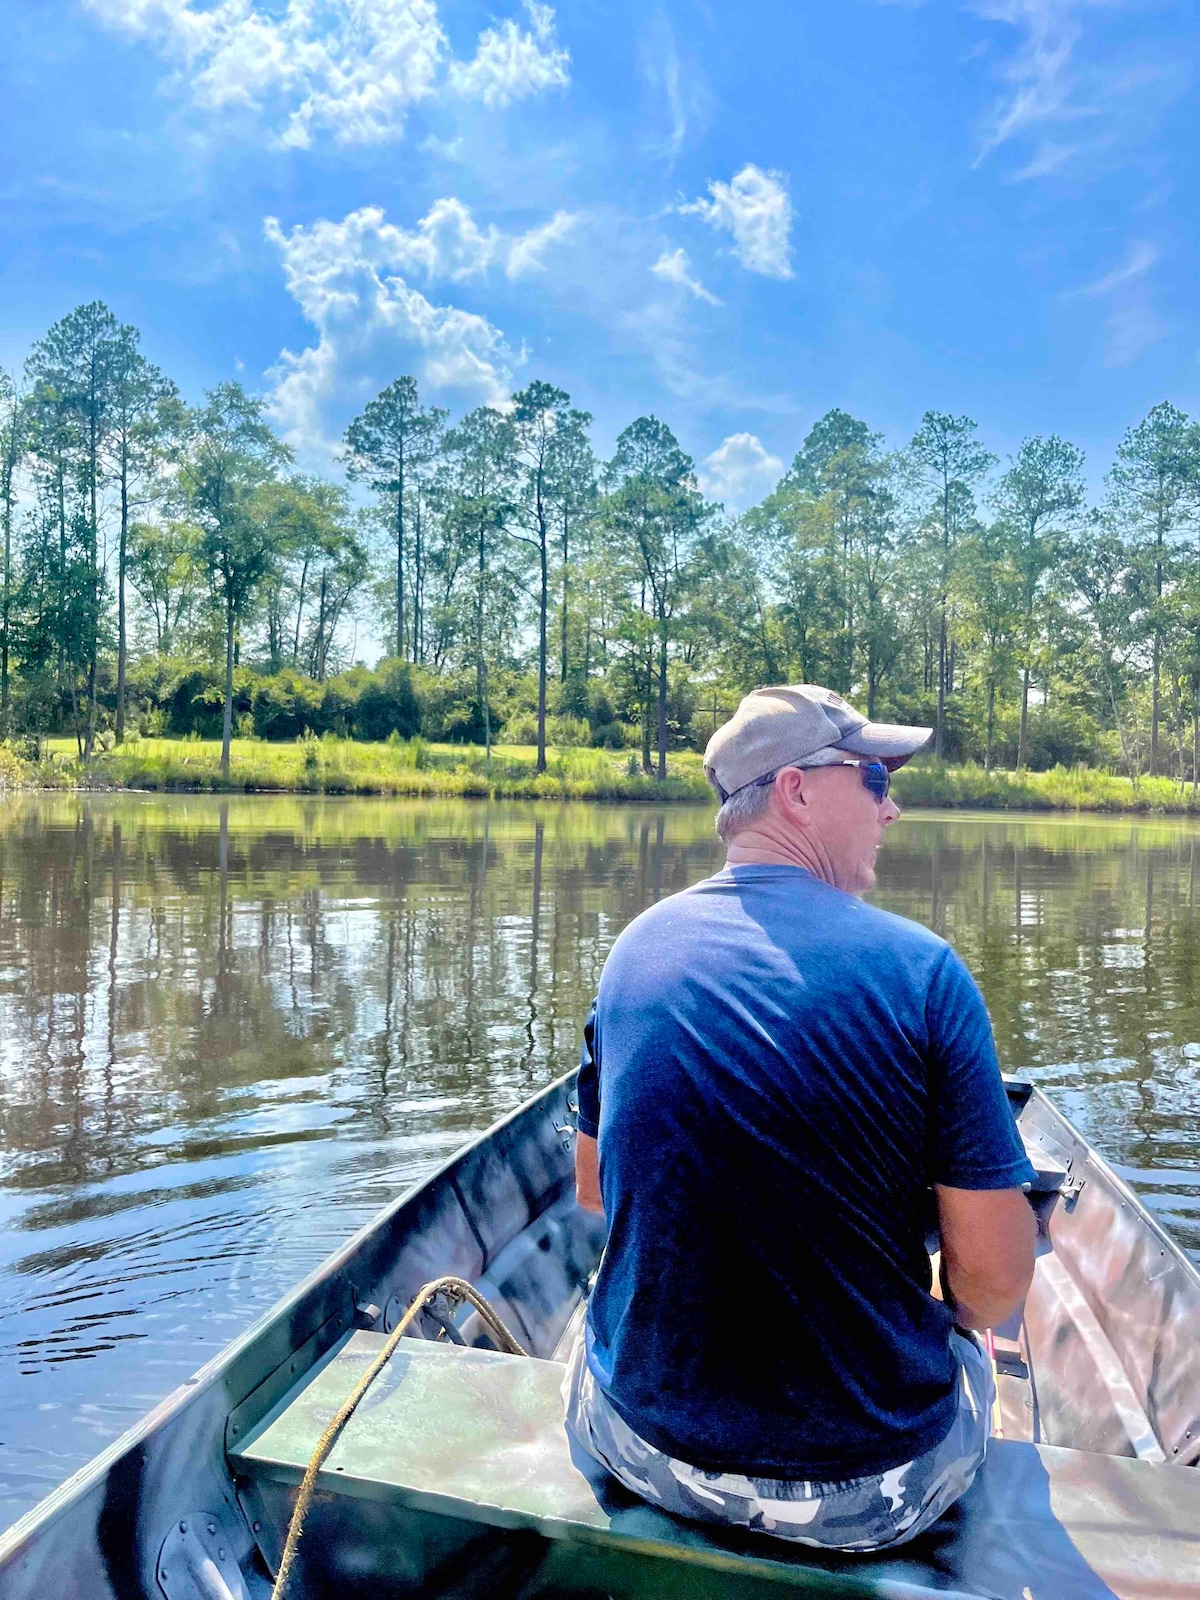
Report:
935,1185,1035,1331
575,1131,604,1217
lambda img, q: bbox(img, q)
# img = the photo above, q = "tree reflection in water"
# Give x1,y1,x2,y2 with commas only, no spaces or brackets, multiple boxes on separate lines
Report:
3,795,1200,1527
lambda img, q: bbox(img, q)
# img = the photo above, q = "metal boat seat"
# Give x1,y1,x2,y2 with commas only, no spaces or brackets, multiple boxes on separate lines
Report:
230,1332,1200,1600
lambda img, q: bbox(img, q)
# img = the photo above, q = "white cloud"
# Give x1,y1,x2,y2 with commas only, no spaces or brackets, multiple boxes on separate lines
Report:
264,203,544,456
680,164,794,280
309,196,576,283
698,433,783,509
83,0,569,147
651,248,721,305
446,1,569,108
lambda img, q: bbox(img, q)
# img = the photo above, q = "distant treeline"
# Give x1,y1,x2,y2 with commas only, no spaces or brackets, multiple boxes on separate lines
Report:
3,300,1200,780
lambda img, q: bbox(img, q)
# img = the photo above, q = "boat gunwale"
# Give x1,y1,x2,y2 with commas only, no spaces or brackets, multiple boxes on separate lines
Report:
0,1069,578,1562
1017,1078,1200,1288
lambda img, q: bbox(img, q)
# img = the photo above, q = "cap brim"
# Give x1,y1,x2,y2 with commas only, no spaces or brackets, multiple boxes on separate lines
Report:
836,720,933,770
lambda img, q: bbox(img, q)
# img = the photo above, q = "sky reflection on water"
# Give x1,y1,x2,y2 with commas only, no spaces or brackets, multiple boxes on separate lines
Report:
2,794,1200,1528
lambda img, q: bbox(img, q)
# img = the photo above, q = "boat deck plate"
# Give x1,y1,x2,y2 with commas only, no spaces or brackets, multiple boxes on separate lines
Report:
230,1334,1200,1599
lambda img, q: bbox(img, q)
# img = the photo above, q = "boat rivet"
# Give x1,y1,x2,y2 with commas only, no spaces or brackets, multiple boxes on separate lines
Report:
179,1522,187,1534
218,1549,226,1561
207,1523,216,1536
253,1521,262,1533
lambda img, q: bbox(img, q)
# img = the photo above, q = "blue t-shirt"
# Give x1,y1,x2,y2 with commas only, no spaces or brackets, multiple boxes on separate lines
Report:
577,864,1034,1481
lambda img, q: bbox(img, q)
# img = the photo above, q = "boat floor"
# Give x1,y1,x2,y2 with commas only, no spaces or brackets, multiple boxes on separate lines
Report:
230,1333,1200,1600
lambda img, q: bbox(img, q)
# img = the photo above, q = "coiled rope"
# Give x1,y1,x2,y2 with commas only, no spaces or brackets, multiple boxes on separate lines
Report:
270,1275,528,1599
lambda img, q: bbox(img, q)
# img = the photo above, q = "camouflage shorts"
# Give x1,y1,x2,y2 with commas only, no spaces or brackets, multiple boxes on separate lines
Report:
562,1330,992,1552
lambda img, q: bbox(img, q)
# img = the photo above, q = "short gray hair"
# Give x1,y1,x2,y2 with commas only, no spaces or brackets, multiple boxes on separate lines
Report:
714,772,776,842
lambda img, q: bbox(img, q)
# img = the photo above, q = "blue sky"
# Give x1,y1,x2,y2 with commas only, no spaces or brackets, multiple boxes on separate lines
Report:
2,0,1198,507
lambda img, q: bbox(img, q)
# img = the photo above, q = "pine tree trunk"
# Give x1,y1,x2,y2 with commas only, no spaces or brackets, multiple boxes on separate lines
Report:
70,674,82,759
536,489,548,776
1151,530,1164,775
986,680,996,773
395,473,405,662
83,414,100,762
936,611,947,759
293,556,309,665
935,482,950,759
315,572,329,681
115,451,129,743
642,651,652,775
560,510,569,683
221,601,235,780
1017,666,1030,770
84,653,98,761
413,494,423,663
657,614,668,781
57,468,66,692
476,518,491,772
1,491,10,740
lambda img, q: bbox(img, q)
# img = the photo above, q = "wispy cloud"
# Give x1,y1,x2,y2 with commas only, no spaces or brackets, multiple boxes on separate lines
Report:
1069,240,1166,367
83,0,569,148
638,11,711,165
651,248,721,305
1102,304,1167,368
698,432,783,509
974,0,1084,169
680,164,794,280
263,200,578,454
617,293,797,415
1075,239,1158,297
972,0,1173,180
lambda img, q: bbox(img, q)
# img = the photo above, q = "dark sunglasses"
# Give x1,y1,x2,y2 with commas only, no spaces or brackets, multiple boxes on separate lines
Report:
834,759,891,803
743,758,892,805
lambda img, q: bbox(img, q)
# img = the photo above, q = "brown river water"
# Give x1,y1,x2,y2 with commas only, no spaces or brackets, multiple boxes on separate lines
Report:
2,794,1200,1530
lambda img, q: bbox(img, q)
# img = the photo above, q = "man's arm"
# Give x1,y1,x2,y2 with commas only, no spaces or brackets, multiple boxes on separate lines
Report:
935,1184,1035,1330
575,1131,604,1217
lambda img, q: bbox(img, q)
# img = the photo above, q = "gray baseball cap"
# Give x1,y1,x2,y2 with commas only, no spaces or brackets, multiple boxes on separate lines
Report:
704,684,932,802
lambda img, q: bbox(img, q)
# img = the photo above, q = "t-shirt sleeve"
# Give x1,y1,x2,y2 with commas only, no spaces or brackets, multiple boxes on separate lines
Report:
926,948,1036,1190
575,998,600,1139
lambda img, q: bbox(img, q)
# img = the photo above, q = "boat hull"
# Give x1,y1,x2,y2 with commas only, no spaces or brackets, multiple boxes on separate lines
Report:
2,1072,1199,1599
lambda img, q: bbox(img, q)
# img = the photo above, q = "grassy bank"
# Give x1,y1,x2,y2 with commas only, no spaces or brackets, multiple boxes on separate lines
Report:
4,736,1200,813
891,762,1200,814
11,735,714,802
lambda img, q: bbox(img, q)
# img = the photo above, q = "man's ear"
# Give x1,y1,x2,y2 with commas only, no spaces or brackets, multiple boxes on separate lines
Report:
774,766,808,815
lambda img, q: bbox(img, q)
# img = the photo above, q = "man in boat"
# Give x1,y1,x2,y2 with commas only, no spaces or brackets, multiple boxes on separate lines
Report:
565,683,1037,1551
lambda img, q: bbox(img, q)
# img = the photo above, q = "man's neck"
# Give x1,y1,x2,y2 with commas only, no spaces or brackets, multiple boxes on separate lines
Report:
724,823,834,884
